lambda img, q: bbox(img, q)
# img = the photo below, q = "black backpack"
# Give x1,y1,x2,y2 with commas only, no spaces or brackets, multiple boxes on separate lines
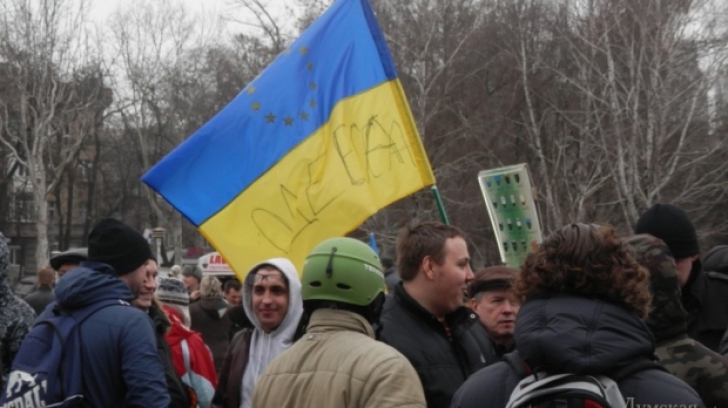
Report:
503,351,666,408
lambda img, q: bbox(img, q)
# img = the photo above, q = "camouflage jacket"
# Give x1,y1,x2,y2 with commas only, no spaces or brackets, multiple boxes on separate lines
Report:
656,334,728,408
0,232,34,390
627,234,728,408
625,234,687,340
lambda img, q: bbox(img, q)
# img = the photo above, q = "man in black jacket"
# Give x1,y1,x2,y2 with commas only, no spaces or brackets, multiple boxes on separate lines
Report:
23,267,55,316
378,222,490,408
467,266,520,361
635,203,728,352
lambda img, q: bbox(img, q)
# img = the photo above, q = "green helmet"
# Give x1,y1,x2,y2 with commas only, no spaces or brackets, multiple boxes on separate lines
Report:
302,237,384,307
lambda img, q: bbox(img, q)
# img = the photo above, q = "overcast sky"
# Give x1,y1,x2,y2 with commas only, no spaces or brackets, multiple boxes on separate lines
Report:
88,0,297,40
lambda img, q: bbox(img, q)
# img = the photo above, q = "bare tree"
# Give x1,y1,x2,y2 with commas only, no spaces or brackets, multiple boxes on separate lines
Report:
0,0,107,269
107,0,225,264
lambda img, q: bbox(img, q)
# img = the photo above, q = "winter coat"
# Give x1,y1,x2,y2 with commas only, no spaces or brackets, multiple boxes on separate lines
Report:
214,328,252,408
688,245,728,352
450,295,706,408
163,305,217,408
0,235,34,388
49,261,170,408
479,325,513,362
23,285,55,317
627,234,728,408
149,303,193,408
251,308,426,408
190,297,232,374
378,283,490,408
214,258,304,408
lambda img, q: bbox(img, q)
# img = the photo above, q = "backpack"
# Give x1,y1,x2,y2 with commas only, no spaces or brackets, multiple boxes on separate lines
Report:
0,299,129,408
503,352,666,408
180,339,214,408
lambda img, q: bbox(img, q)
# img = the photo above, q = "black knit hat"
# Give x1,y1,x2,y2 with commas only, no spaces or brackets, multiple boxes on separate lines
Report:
88,218,155,275
635,204,699,259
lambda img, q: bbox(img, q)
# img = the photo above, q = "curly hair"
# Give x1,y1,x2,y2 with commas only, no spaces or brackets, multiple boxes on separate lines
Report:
514,223,651,319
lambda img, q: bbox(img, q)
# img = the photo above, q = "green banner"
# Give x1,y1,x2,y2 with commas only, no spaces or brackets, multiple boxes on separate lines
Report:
477,164,543,268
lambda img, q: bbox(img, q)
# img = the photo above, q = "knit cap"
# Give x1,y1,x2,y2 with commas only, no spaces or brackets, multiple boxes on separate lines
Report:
88,218,155,275
635,204,699,259
156,278,190,305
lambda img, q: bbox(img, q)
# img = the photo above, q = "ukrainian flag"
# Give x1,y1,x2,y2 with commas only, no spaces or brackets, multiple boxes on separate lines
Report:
142,0,435,278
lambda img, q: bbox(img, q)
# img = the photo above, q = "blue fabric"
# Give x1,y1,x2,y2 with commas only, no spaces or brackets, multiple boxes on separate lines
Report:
48,263,170,408
369,232,379,255
142,0,398,226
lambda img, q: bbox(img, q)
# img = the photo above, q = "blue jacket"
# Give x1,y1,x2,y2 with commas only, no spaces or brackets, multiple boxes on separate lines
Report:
45,262,170,408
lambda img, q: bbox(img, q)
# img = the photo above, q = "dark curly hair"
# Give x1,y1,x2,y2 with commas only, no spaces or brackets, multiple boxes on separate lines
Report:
514,223,651,319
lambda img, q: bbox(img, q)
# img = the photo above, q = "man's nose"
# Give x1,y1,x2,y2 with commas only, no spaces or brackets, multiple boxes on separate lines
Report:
464,265,475,282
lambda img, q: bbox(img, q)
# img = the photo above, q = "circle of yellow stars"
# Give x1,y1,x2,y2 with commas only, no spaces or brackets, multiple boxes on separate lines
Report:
246,45,318,128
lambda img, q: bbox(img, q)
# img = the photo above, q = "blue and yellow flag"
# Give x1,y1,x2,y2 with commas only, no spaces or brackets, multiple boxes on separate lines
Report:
142,0,435,278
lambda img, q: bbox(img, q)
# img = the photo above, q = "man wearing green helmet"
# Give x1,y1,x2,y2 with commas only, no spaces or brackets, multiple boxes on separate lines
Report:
378,222,491,408
251,237,426,408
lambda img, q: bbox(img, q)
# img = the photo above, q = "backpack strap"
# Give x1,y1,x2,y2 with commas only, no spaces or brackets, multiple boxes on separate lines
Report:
181,339,192,375
46,299,130,324
502,351,531,378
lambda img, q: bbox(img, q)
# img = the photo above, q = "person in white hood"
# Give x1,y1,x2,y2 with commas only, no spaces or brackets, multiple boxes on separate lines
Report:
213,258,303,408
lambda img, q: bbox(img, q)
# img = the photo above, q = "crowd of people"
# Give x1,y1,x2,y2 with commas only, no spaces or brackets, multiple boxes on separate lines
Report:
0,203,727,408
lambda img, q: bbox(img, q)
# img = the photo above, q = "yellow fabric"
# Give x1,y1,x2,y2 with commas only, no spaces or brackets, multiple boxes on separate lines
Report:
200,80,435,278
251,309,426,408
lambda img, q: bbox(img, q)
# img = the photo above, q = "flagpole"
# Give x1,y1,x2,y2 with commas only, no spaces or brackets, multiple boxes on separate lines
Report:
431,185,450,225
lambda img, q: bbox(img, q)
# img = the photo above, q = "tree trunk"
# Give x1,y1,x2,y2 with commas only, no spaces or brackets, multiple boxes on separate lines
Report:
33,183,50,271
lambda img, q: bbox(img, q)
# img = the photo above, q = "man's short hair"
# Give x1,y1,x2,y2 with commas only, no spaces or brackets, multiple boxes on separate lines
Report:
396,222,467,281
37,267,55,286
223,279,242,293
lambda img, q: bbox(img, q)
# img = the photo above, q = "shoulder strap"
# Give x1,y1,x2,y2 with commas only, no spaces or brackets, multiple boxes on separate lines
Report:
181,339,191,375
43,299,130,325
503,351,530,378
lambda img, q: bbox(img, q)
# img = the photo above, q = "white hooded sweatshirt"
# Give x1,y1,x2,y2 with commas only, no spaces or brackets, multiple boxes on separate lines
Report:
239,258,303,408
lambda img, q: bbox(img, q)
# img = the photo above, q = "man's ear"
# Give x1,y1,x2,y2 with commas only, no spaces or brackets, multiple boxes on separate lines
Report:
422,256,436,281
468,297,478,311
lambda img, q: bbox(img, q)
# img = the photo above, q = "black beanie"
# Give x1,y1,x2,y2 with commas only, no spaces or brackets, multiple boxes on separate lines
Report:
88,218,155,275
635,204,699,259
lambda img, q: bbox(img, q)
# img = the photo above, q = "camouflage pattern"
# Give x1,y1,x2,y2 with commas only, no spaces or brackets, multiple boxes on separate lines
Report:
0,232,35,389
656,335,728,408
625,234,687,340
627,234,728,408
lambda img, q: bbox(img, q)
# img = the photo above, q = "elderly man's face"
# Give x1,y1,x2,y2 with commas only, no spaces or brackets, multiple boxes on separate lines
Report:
469,288,520,347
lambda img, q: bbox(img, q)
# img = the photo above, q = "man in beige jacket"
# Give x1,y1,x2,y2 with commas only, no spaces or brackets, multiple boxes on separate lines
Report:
252,237,426,408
